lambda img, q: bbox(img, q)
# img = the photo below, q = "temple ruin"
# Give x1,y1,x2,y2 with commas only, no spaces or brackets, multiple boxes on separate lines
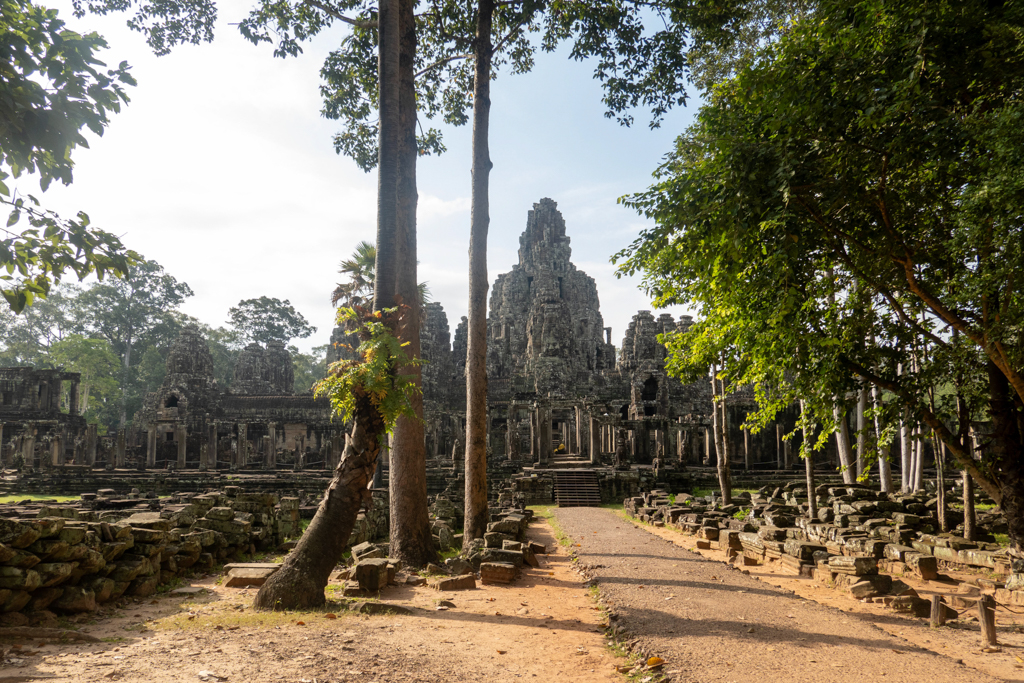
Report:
1,197,805,502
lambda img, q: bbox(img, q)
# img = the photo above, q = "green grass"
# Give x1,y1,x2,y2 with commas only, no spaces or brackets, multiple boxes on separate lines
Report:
688,487,759,499
993,533,1010,547
528,505,572,548
0,494,80,503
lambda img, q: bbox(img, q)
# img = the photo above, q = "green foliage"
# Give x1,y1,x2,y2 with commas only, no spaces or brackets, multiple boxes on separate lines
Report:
314,306,421,434
0,0,140,311
227,295,315,346
291,343,327,394
49,333,119,427
616,0,1024,489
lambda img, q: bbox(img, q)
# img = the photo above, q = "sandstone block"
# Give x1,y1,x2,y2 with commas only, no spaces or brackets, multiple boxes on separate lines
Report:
430,574,476,591
354,558,390,593
0,519,42,548
53,586,97,613
224,565,280,588
905,552,939,580
480,562,517,584
0,567,41,591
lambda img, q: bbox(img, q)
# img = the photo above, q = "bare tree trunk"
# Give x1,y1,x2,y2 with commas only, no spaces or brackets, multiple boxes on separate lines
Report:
463,0,494,548
912,426,925,492
388,0,436,568
834,400,855,484
254,388,385,610
900,410,912,492
871,385,893,494
710,365,731,505
856,386,867,480
935,433,948,533
963,468,976,542
801,400,817,520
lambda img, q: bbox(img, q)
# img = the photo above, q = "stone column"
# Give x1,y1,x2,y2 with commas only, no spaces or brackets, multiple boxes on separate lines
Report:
23,428,36,470
529,407,538,461
0,422,4,469
743,427,751,470
146,426,157,469
589,416,600,465
115,428,126,468
51,433,63,466
704,427,712,465
236,423,247,467
176,424,187,469
539,403,553,467
68,381,79,416
776,423,784,468
265,422,276,469
205,421,216,470
86,423,98,466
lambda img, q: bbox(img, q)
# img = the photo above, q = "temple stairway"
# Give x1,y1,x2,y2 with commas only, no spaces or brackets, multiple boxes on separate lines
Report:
553,469,601,507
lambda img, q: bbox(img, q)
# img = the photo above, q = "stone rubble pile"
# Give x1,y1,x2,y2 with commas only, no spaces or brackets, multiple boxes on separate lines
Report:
0,484,388,619
625,481,1024,613
336,505,543,596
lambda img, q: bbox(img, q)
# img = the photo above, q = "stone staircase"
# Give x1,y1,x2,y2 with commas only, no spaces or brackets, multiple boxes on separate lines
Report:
553,469,602,507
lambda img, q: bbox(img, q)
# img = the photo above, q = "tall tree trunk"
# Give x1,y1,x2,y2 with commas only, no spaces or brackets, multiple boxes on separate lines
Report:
710,365,732,505
963,468,976,542
900,410,912,492
834,400,855,484
388,0,436,568
372,0,400,314
935,433,948,533
801,400,817,520
986,360,1024,556
913,426,925,493
856,386,867,480
254,387,385,610
871,384,893,494
463,0,494,548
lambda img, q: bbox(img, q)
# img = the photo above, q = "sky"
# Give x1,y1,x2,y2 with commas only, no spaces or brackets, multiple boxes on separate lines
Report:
29,0,699,354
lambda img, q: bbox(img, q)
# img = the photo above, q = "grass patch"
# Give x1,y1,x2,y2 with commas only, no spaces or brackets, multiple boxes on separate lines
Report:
528,506,572,548
439,548,461,561
993,533,1010,547
0,494,80,504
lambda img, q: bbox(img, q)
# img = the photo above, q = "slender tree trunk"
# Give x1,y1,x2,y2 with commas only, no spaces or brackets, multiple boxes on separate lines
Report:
871,384,893,494
463,0,494,548
856,386,867,480
372,0,400,314
913,426,925,493
963,468,976,542
254,387,385,610
801,400,817,520
900,411,911,492
388,0,437,568
710,365,731,505
834,400,854,484
935,433,948,533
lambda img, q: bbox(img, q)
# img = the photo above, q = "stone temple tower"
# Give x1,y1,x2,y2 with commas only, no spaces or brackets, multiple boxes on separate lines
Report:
486,198,616,395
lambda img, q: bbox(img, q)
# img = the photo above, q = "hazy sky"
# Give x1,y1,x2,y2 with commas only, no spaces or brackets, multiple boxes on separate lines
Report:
30,0,698,353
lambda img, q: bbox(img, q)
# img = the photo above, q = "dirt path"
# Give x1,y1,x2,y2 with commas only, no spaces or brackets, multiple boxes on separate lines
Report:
0,519,618,683
555,507,1002,683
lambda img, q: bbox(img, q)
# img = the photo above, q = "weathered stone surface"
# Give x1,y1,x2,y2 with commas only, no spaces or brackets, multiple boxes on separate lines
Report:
354,558,390,593
224,565,280,588
480,562,517,584
430,574,476,591
52,586,97,613
905,552,939,580
828,556,878,576
356,601,412,616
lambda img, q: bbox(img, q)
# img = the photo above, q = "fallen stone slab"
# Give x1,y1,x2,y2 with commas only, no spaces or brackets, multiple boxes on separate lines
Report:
224,565,281,588
480,562,517,584
430,574,476,591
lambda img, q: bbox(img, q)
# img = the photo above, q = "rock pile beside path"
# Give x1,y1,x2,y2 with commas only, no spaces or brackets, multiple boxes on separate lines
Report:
626,482,1023,610
0,490,288,620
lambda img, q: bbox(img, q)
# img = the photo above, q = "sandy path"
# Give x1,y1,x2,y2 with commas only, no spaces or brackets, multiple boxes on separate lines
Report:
1,519,618,683
555,506,999,683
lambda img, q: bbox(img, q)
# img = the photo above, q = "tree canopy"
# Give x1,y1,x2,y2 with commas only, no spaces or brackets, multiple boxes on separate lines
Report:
228,295,316,346
1,0,139,312
615,0,1024,542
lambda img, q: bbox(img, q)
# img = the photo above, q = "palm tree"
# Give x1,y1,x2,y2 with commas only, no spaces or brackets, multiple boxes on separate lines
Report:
332,241,377,307
332,240,430,308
